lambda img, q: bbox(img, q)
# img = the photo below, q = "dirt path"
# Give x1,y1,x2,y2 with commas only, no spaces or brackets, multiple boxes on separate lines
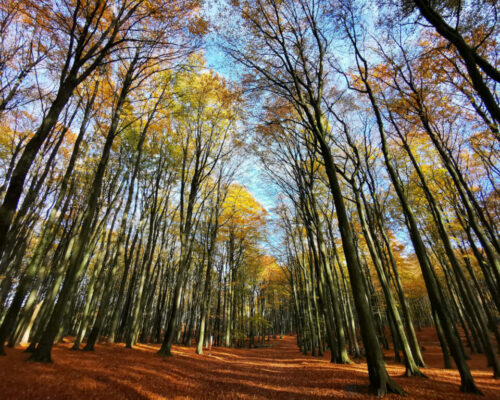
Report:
0,330,499,399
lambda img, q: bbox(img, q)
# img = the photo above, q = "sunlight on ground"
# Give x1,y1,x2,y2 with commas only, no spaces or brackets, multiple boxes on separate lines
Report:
0,331,499,399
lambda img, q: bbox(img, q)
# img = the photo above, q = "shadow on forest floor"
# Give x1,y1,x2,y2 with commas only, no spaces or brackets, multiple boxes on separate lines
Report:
0,328,499,399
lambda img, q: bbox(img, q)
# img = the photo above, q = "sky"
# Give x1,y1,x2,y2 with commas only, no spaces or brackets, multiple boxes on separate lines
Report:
200,2,416,258
203,30,278,213
202,39,414,259
202,38,283,254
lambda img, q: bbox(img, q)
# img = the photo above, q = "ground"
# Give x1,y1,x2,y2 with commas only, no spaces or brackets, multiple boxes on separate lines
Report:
0,328,499,399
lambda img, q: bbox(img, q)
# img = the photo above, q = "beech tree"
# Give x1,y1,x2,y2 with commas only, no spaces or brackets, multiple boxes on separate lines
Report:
0,0,497,397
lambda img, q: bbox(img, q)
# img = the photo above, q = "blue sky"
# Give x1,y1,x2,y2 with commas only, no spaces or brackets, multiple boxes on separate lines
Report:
203,38,283,254
203,33,278,213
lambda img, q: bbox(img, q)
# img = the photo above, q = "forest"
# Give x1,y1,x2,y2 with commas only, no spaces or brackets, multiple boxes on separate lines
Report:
0,0,498,398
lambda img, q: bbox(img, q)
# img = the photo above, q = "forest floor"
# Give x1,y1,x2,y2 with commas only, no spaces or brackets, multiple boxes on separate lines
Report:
0,328,499,399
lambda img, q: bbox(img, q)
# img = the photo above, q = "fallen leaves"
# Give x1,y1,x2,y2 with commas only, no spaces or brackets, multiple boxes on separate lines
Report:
0,328,498,399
